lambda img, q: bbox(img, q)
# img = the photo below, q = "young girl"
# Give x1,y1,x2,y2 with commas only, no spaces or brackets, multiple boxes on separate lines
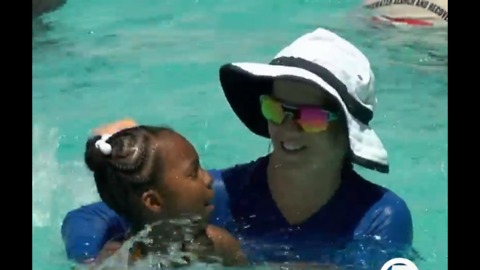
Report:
83,125,247,268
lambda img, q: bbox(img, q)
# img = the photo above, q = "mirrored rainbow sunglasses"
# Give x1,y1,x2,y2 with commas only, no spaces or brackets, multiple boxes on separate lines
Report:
259,95,338,132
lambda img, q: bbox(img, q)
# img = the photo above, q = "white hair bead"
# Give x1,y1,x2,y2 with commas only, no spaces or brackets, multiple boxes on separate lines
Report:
95,134,113,155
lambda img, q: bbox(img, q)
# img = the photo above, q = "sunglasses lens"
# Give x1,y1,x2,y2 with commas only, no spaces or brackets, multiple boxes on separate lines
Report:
297,108,329,132
261,96,284,124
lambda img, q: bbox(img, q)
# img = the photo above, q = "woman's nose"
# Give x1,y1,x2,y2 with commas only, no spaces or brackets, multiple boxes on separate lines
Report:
203,171,213,189
279,113,301,132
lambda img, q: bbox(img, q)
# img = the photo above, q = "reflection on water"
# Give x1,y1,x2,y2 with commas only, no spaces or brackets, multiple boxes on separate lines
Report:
338,7,448,68
360,24,447,67
33,18,53,36
237,238,422,270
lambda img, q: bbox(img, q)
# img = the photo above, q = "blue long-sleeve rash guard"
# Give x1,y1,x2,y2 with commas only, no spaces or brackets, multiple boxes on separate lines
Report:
61,155,414,269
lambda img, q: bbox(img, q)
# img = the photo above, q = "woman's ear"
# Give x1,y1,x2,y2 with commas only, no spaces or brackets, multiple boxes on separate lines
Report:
141,190,163,213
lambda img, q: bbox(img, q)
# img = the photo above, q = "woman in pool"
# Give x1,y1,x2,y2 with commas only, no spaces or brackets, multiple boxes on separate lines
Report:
61,28,414,269
83,125,246,267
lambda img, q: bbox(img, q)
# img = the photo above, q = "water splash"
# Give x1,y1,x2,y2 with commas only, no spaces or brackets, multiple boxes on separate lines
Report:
32,125,61,227
32,124,100,228
89,218,223,270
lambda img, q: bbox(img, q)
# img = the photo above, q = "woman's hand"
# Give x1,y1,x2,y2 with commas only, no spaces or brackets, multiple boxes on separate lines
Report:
93,118,138,136
95,240,123,265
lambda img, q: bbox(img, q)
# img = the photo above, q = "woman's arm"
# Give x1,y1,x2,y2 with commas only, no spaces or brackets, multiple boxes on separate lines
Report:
337,191,417,269
61,202,129,263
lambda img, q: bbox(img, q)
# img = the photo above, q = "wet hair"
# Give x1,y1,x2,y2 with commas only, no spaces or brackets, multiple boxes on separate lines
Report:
84,125,174,225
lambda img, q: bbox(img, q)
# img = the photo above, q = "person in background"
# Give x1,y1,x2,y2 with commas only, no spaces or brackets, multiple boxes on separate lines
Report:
33,0,66,19
61,27,415,269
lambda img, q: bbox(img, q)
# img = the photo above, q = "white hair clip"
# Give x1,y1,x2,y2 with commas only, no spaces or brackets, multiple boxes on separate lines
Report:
95,134,112,155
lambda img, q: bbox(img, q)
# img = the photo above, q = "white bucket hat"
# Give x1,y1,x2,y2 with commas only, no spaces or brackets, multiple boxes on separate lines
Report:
218,27,389,173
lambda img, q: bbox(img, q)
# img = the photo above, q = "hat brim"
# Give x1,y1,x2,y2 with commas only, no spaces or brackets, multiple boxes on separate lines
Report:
219,62,389,173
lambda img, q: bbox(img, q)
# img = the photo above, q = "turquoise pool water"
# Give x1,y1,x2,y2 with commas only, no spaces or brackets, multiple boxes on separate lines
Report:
32,0,447,269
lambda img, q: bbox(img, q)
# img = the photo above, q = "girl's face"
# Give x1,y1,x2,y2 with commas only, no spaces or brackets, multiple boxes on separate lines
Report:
143,132,214,223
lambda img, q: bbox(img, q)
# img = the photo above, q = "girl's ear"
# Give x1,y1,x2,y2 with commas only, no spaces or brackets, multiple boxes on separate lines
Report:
141,190,163,213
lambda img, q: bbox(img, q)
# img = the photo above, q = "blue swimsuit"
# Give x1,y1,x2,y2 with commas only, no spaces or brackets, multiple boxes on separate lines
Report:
61,155,414,269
